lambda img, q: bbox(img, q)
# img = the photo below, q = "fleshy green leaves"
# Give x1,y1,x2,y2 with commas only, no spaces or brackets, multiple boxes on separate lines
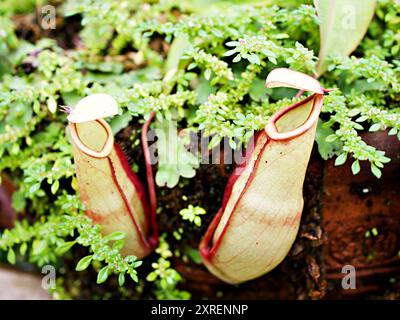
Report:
179,205,206,227
55,241,76,255
47,96,57,114
7,248,16,264
97,266,110,284
315,120,342,160
145,236,190,299
0,199,144,287
351,160,361,175
315,0,377,75
369,123,382,132
76,255,93,271
371,163,382,179
118,273,126,286
334,153,347,166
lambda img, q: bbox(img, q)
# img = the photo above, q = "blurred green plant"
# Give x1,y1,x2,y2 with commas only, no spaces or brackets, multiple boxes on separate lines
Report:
179,205,206,227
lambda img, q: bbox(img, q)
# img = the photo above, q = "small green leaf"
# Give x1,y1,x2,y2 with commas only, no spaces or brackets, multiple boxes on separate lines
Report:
334,153,347,166
204,69,211,80
267,56,277,64
379,156,391,164
7,248,16,264
371,163,382,178
32,239,47,255
132,260,143,268
76,255,93,271
97,266,110,284
113,239,125,251
353,122,364,130
146,271,158,282
325,134,338,142
356,115,368,123
130,272,139,282
47,96,57,113
232,54,241,63
223,49,237,57
228,138,237,150
369,123,381,132
29,183,41,194
208,135,222,149
248,53,260,65
55,241,76,255
33,100,41,114
348,108,361,117
187,62,197,70
118,273,125,286
351,160,360,175
19,243,28,256
194,216,202,227
225,41,239,47
211,29,223,37
51,180,59,194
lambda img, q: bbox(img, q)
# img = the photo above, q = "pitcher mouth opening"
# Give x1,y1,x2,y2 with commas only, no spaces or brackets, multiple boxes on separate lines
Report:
265,94,324,141
68,119,114,158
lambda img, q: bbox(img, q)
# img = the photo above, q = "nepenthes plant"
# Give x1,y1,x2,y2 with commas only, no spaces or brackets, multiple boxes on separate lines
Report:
200,68,330,283
66,94,158,258
0,0,399,300
68,68,330,284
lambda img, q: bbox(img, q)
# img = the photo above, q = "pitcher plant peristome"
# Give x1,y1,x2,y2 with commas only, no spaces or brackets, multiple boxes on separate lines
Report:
199,68,330,284
66,94,158,258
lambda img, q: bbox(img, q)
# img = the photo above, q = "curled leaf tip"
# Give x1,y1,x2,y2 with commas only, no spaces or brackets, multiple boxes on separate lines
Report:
67,93,118,123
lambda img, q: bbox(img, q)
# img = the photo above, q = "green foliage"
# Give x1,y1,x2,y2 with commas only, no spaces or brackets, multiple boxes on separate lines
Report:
146,235,190,300
0,193,143,284
0,0,42,16
361,0,400,59
0,17,19,76
0,0,399,300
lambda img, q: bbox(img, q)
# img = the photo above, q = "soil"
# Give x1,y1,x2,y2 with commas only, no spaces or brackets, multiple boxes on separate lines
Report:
323,131,400,299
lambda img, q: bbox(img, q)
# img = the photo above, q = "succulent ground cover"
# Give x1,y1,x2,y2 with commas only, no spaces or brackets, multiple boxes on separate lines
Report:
0,0,399,299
